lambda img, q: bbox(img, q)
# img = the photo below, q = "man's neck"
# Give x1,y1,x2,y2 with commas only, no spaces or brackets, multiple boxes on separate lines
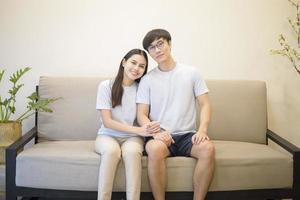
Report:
158,57,176,72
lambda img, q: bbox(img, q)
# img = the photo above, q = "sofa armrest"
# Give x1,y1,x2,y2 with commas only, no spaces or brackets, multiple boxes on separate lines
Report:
266,129,300,199
6,126,37,197
6,126,38,153
266,129,300,154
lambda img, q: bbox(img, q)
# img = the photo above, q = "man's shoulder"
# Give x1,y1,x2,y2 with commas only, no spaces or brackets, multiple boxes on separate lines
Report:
147,67,159,75
177,63,198,72
140,67,158,81
176,63,202,77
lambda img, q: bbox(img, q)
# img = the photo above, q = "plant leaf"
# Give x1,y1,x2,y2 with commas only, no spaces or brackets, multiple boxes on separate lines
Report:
8,84,24,96
0,70,4,83
27,92,39,101
9,67,31,84
8,106,15,114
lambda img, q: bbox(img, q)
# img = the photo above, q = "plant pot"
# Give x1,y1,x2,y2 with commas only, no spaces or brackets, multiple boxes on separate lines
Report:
0,121,22,164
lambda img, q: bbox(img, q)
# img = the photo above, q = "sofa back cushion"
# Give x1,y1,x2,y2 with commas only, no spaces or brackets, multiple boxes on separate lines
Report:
38,77,104,141
203,80,267,144
38,77,267,143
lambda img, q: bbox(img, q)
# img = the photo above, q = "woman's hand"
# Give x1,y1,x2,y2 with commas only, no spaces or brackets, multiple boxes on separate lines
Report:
145,121,161,134
136,125,154,137
135,121,161,137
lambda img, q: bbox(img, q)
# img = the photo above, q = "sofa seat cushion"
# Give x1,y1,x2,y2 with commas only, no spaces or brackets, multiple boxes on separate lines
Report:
16,140,292,191
16,141,100,191
210,140,292,191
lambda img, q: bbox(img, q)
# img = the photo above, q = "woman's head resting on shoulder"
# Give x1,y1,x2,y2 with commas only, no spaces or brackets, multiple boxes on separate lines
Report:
112,49,148,108
122,49,148,84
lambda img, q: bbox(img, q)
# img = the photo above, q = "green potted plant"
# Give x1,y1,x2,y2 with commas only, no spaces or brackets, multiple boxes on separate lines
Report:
0,67,59,163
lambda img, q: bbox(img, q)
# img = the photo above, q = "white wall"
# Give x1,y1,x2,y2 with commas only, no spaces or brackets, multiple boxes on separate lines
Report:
1,0,299,146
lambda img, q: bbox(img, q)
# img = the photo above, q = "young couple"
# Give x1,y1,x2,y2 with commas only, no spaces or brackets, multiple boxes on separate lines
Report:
95,29,215,200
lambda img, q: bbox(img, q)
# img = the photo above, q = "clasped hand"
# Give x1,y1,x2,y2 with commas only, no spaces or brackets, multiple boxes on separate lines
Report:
141,121,174,146
138,121,160,137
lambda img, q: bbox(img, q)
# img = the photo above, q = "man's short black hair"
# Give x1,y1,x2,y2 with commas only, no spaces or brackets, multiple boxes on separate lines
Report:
142,29,172,51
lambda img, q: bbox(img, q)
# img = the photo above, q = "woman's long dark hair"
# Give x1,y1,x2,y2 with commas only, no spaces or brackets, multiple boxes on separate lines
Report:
111,49,148,108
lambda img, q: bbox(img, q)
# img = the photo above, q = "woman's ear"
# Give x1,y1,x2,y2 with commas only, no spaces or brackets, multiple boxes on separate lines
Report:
122,59,126,67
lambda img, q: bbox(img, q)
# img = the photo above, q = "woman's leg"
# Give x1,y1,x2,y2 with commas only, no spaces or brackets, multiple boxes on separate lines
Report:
121,137,144,200
95,135,121,200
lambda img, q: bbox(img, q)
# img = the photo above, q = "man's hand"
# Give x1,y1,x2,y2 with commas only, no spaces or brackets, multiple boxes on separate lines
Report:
145,121,161,134
153,131,175,146
191,131,210,145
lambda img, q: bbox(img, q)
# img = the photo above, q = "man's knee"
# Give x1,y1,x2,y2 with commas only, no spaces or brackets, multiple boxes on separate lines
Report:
205,141,215,158
145,140,169,160
192,141,215,159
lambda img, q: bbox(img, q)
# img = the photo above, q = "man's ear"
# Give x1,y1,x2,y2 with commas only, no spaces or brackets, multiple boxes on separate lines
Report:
168,40,172,49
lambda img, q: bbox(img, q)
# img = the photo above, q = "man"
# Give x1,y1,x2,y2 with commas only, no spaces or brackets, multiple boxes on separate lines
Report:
136,29,215,200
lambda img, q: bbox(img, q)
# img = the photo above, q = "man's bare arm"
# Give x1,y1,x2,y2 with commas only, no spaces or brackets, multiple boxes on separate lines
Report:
137,103,160,133
137,103,174,145
192,93,212,144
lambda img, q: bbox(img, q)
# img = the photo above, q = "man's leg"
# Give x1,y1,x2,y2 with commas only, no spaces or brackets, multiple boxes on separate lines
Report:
190,140,215,200
145,139,170,200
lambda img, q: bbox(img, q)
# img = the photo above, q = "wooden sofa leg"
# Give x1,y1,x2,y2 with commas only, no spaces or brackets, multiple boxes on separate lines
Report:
5,193,17,200
294,151,300,200
6,145,17,200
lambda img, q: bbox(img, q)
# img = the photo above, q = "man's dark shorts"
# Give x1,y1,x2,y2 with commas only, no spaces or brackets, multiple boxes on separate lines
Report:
144,132,195,157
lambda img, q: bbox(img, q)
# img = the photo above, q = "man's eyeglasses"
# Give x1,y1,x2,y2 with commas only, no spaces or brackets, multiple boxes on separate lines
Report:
148,40,165,53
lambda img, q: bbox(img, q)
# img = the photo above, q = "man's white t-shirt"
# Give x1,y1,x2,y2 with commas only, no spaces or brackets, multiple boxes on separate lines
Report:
136,63,209,135
96,80,138,138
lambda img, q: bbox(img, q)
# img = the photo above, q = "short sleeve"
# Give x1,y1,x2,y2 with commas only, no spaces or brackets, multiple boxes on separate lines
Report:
96,80,112,110
136,76,150,104
193,73,209,97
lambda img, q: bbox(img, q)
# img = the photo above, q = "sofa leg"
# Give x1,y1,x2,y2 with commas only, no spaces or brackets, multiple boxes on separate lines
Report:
5,193,17,200
293,151,300,200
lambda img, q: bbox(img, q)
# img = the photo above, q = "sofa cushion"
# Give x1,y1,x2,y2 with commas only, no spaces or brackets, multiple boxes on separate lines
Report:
16,140,292,191
204,80,267,144
38,77,104,141
38,77,267,143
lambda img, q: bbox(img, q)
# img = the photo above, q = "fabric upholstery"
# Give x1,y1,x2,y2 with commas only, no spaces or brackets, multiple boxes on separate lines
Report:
203,80,267,144
16,77,288,193
38,77,104,141
38,77,267,143
16,140,292,191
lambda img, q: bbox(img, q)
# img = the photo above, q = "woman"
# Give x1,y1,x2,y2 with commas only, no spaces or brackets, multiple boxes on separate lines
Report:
95,49,153,200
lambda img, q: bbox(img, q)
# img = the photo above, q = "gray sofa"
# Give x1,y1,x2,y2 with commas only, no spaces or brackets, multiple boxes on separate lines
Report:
6,77,300,200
